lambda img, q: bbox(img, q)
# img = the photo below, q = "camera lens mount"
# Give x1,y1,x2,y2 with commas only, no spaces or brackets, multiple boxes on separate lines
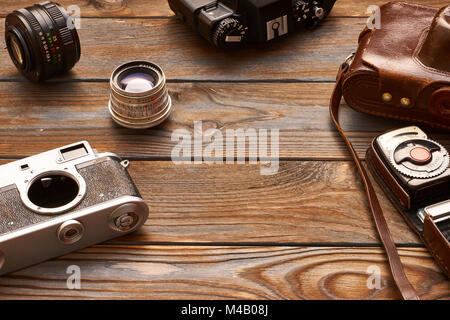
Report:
5,1,81,81
22,170,86,216
108,203,141,232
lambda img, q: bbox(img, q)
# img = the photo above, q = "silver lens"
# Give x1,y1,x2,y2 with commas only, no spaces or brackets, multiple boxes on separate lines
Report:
109,61,172,129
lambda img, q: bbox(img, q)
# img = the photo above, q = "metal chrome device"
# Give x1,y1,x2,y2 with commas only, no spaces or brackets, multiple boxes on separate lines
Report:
373,126,450,225
0,141,149,275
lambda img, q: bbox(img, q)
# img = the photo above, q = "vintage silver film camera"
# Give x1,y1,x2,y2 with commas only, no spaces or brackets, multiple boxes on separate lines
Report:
0,141,149,275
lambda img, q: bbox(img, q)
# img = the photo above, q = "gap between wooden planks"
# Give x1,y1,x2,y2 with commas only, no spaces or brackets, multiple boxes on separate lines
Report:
0,0,448,299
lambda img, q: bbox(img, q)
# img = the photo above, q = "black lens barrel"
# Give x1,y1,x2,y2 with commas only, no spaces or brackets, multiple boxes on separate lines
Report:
5,1,81,81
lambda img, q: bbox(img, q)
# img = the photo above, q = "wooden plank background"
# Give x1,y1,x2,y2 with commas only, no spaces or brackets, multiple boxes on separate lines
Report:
0,0,448,299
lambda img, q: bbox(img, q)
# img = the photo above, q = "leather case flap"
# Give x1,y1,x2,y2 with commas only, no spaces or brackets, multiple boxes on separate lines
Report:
418,6,450,72
360,2,450,110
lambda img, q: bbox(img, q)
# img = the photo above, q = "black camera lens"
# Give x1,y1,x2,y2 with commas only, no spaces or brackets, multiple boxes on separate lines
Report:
5,1,81,81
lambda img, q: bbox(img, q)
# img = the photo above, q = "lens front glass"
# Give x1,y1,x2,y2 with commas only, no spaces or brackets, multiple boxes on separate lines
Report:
119,70,157,93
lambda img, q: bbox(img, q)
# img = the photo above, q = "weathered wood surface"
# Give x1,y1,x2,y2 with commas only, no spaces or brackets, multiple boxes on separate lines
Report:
0,246,447,300
0,159,420,244
125,161,420,244
0,0,446,17
0,16,362,81
0,82,448,160
0,0,448,299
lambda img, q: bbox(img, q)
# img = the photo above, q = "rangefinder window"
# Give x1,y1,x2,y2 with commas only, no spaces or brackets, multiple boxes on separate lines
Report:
61,143,88,161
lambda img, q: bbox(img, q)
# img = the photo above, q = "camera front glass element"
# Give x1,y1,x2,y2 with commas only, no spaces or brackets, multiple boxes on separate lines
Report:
5,1,81,81
119,70,157,93
27,173,79,209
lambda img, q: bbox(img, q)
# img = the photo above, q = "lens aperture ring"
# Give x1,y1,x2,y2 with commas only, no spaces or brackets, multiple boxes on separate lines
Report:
41,2,75,46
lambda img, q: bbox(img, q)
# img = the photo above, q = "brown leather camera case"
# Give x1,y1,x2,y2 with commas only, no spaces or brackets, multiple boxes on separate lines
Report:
342,2,450,129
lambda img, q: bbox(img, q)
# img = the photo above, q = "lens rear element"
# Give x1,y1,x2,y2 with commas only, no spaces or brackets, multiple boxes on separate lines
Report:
9,35,24,66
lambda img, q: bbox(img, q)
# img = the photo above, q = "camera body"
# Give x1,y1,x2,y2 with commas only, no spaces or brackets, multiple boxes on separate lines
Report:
367,126,450,236
168,0,336,49
0,141,149,275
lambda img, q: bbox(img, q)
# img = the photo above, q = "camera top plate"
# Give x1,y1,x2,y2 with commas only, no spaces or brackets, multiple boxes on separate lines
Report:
0,141,121,215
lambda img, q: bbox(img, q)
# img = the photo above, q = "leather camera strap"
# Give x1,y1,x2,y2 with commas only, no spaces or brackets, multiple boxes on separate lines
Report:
329,63,420,300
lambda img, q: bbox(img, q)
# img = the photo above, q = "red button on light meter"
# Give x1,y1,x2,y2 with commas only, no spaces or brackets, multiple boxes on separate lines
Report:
410,147,431,162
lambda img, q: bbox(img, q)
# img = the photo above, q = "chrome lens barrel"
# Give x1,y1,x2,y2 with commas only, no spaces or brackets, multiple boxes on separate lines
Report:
109,61,172,129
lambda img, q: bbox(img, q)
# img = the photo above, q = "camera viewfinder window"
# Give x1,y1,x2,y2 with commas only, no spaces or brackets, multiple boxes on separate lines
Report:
61,144,88,161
